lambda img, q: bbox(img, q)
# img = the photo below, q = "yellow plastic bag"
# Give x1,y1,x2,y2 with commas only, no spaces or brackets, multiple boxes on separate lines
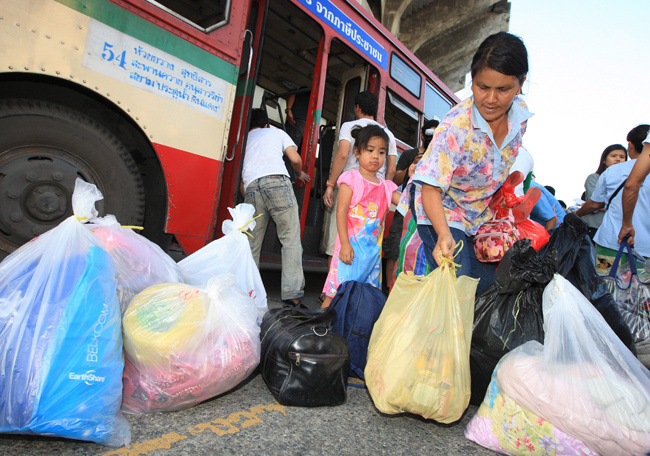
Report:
365,251,478,423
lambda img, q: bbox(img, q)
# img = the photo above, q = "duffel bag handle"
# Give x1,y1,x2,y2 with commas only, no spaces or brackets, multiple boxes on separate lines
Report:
261,304,337,345
284,303,338,326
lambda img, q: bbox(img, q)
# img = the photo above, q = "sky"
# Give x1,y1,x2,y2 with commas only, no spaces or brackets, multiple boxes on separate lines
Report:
491,0,650,205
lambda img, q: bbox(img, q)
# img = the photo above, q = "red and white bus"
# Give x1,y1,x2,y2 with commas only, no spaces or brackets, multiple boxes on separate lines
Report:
0,0,457,263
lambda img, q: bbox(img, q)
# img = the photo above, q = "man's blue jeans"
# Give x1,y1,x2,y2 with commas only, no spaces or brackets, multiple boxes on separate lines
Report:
245,175,305,301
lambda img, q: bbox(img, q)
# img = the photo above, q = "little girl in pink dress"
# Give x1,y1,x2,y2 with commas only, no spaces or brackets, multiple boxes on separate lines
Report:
321,125,400,307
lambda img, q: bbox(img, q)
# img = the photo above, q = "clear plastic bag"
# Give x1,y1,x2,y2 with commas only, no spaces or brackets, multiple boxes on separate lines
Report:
601,237,650,344
87,215,184,313
121,273,261,414
495,275,650,456
0,179,130,447
365,252,478,422
465,364,597,456
179,204,268,323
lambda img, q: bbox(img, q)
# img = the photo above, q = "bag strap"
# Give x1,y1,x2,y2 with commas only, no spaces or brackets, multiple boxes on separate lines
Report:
608,234,638,278
607,178,627,209
260,304,337,345
284,303,337,326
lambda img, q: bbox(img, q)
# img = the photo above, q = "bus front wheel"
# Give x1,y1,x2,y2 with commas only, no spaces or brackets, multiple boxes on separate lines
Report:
0,99,146,259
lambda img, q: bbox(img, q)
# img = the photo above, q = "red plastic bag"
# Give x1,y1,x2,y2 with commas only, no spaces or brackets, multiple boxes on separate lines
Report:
517,218,550,251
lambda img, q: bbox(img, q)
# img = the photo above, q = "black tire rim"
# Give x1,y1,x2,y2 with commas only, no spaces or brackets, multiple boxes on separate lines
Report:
0,145,101,251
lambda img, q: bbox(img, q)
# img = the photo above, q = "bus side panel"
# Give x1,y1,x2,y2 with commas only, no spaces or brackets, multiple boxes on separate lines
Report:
154,143,222,252
1,0,239,253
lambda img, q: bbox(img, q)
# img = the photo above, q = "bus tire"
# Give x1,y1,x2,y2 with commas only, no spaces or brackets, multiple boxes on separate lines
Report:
0,98,146,258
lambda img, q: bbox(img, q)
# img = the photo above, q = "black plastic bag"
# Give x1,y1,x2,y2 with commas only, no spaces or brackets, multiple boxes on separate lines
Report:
538,213,634,348
473,239,555,358
470,239,556,404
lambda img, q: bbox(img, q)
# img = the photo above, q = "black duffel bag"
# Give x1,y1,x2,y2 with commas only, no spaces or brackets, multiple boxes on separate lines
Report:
260,304,350,407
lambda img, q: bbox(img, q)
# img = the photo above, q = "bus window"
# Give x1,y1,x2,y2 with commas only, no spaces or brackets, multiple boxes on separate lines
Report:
385,91,418,148
425,82,453,122
145,0,231,32
390,53,421,98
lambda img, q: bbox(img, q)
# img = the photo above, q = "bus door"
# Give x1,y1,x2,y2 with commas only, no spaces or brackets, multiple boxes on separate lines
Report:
316,61,369,258
235,0,322,266
231,0,378,270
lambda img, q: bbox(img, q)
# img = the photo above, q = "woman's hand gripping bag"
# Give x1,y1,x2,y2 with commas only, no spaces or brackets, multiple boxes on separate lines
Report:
495,275,650,456
179,204,267,323
87,215,184,314
121,273,261,414
365,248,478,423
0,179,130,447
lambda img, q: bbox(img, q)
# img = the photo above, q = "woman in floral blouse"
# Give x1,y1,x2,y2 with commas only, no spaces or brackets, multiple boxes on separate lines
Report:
398,32,532,293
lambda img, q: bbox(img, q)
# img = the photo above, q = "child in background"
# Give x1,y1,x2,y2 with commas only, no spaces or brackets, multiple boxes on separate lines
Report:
321,125,400,308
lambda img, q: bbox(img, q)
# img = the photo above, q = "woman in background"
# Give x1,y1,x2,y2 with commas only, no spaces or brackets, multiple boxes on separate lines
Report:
581,144,627,239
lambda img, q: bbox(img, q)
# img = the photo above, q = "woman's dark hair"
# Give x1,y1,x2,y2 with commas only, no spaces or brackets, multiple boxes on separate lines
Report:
351,124,389,154
595,144,627,175
470,32,528,84
627,124,650,156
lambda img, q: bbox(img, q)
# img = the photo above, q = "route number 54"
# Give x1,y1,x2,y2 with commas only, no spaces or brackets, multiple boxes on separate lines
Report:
102,42,127,69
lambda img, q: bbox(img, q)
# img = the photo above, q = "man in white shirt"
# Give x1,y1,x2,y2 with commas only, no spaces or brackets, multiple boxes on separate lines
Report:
320,91,397,259
242,109,310,305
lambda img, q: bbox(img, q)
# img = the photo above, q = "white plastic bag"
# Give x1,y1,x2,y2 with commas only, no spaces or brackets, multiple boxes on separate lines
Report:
121,273,261,413
0,178,130,447
87,215,184,313
496,274,650,456
179,203,267,322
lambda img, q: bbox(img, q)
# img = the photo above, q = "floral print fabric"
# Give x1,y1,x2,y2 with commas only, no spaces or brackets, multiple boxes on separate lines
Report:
465,389,597,455
465,372,597,456
398,96,532,235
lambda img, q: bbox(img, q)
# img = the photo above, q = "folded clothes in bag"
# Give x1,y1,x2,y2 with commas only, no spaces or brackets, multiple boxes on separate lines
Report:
122,274,260,414
496,275,650,456
0,179,130,447
465,365,597,456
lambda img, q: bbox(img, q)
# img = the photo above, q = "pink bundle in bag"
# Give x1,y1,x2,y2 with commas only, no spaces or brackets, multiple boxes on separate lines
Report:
88,218,183,313
121,275,261,414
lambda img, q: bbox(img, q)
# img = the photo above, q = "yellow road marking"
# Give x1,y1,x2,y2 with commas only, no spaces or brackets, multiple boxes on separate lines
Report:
102,402,286,456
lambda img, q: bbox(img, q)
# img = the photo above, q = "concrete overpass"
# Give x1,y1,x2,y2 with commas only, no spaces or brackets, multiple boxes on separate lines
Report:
355,0,511,92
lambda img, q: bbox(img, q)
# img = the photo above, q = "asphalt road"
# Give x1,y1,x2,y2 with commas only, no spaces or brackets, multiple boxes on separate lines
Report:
0,269,494,456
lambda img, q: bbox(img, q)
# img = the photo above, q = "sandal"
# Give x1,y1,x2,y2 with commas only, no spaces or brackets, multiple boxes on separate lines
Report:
318,293,326,304
281,299,302,306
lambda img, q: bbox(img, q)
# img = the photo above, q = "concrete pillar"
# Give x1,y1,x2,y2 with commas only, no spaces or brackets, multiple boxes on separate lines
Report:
364,0,512,92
